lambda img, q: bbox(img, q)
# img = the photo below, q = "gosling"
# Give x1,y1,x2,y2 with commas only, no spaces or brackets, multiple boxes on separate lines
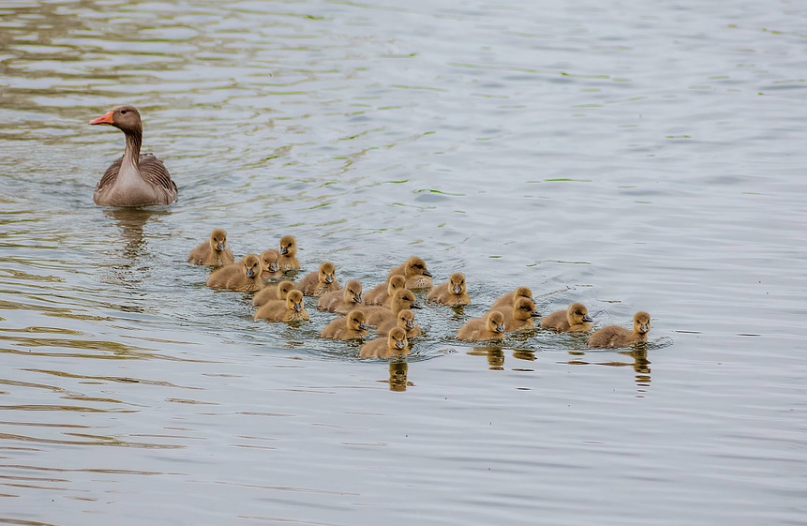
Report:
317,280,363,314
377,309,422,339
206,254,264,292
539,302,593,333
319,309,370,340
387,256,433,290
252,280,295,307
360,327,409,359
457,311,507,342
588,311,651,348
296,261,340,297
427,272,469,306
188,228,234,267
254,290,309,322
363,275,406,306
277,235,300,271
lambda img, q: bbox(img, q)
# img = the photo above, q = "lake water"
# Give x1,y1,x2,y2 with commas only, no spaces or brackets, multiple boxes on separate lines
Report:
1,0,805,524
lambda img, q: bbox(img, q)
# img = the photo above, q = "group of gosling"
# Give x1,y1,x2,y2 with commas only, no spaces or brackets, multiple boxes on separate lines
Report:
189,228,652,359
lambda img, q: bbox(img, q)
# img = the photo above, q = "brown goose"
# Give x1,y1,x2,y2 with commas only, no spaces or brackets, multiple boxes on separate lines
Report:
89,105,177,207
457,311,507,342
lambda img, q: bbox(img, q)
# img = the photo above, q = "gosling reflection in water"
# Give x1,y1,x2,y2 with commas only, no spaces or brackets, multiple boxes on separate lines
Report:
568,348,652,385
387,361,413,392
467,347,505,370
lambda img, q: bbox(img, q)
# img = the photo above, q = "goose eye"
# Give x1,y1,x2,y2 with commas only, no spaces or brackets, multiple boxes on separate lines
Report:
121,109,127,114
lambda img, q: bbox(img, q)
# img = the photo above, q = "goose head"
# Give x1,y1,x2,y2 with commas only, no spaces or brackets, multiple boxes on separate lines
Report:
388,327,408,351
318,261,336,285
403,256,431,278
486,311,506,334
346,310,370,333
242,254,261,279
89,104,142,135
633,311,651,334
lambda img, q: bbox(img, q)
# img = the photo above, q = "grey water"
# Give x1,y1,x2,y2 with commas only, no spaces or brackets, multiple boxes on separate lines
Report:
1,0,806,524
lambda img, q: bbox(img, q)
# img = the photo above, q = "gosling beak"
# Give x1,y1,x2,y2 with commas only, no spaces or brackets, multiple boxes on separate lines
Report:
395,340,405,350
325,275,334,284
269,263,278,272
532,310,541,318
452,284,462,294
294,302,302,312
640,323,649,333
353,294,363,304
358,323,370,331
280,246,288,255
89,110,114,125
583,314,593,323
496,324,506,333
423,269,433,277
406,320,414,330
246,268,255,278
216,242,226,251
410,302,422,310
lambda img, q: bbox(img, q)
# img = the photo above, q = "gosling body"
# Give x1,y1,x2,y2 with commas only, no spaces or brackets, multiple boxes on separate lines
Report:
317,280,363,314
360,327,409,359
252,280,295,307
188,228,234,267
296,262,340,297
278,235,300,271
377,309,422,339
254,290,309,322
457,311,507,342
588,311,651,348
427,272,469,306
491,286,532,311
319,310,370,340
363,275,406,306
540,302,593,333
207,254,264,292
387,256,433,290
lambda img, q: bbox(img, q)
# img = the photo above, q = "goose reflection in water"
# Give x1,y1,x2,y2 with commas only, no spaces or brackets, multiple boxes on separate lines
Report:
387,361,413,392
101,208,169,297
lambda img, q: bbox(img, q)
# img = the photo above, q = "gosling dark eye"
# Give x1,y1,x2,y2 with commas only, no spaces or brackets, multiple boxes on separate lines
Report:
121,109,128,114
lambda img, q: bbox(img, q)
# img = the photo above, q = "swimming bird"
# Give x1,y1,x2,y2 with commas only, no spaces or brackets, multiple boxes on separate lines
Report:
278,235,300,271
498,297,540,332
89,105,177,207
363,275,406,307
457,311,507,342
427,272,469,306
254,290,309,322
588,311,651,348
257,249,284,281
490,286,532,311
360,327,409,359
206,254,264,292
252,280,295,307
377,309,422,339
319,309,370,340
539,302,593,333
187,228,234,267
387,256,433,290
358,289,420,327
296,262,340,297
317,280,363,314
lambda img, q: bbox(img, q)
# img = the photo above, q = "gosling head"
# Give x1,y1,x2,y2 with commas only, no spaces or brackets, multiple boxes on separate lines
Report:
514,297,540,321
633,311,651,334
286,290,304,312
449,272,466,295
387,275,406,294
276,280,295,300
486,311,506,334
513,286,533,303
346,309,369,333
318,261,336,284
279,235,297,257
260,249,280,272
404,256,432,278
387,327,408,351
397,309,416,330
392,289,419,310
243,254,261,279
345,280,363,304
209,228,228,253
567,302,593,325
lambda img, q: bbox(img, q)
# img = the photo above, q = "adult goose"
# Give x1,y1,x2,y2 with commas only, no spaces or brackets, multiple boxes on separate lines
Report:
89,105,177,207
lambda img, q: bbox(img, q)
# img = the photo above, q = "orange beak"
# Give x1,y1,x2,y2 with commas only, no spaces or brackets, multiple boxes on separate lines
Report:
89,111,114,125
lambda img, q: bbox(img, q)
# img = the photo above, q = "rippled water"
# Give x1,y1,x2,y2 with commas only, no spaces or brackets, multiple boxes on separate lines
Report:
1,0,806,524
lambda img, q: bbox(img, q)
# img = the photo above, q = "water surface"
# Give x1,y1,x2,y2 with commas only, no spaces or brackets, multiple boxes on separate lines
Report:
1,0,806,524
